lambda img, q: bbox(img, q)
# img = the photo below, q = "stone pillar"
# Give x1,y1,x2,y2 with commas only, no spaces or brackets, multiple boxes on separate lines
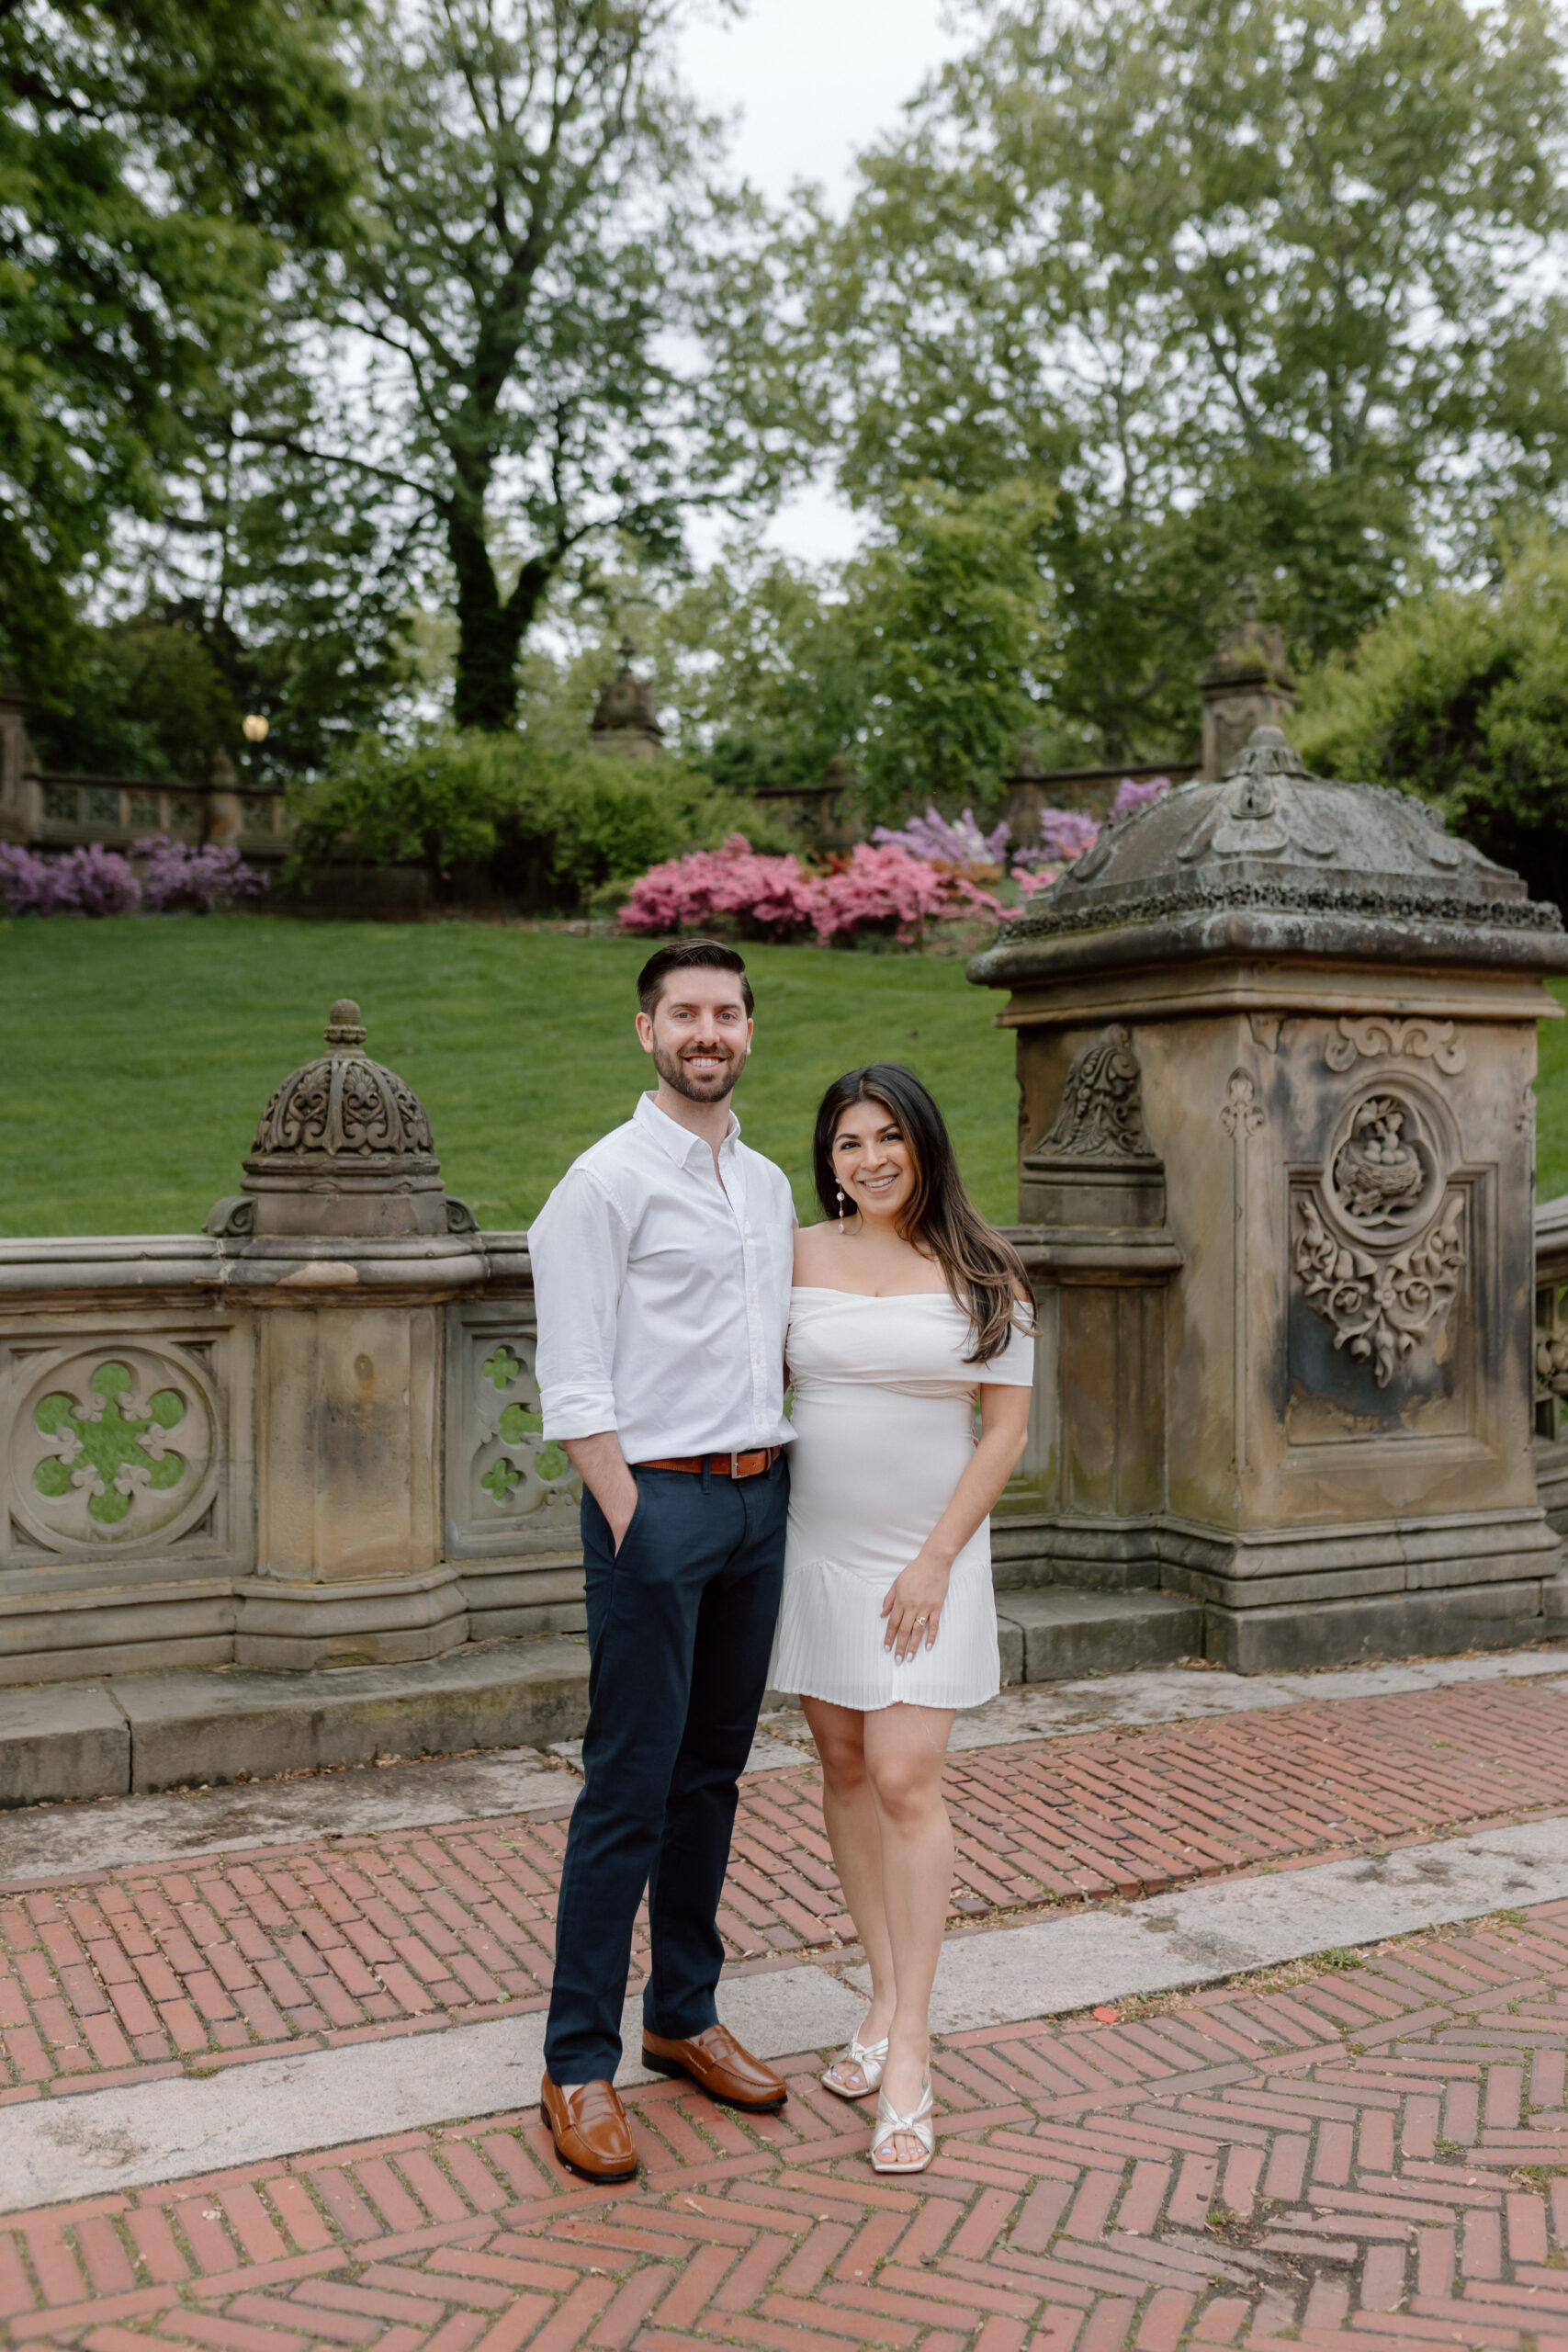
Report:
205,747,244,845
1010,1027,1182,1588
972,726,1568,1669
1198,590,1295,781
588,638,664,758
0,676,37,847
206,1000,484,1668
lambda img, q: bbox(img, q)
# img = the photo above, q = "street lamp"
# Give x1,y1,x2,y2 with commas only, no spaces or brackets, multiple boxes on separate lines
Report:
241,713,270,800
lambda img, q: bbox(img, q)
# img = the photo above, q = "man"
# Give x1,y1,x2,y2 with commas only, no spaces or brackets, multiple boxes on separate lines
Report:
528,937,795,2183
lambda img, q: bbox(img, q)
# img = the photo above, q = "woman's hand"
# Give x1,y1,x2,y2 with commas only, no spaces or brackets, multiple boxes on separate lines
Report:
882,1549,953,1662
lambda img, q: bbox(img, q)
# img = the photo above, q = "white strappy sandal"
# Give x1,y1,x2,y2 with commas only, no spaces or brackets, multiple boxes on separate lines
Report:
869,2075,935,2174
821,2030,889,2100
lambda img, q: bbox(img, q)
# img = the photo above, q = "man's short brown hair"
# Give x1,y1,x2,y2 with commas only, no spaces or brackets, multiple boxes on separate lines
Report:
636,939,754,1017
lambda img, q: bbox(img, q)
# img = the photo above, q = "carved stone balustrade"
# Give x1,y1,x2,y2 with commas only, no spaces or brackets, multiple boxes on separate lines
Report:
1534,1192,1568,1536
0,1004,582,1683
9,966,1568,1699
973,726,1568,1670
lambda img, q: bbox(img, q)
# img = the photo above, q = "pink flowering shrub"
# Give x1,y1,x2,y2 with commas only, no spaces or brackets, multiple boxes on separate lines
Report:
619,835,822,940
872,806,1010,873
134,836,267,912
813,842,1001,945
618,833,1000,946
0,842,141,914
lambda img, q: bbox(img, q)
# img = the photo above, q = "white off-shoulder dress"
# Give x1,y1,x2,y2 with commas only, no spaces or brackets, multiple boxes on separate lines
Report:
769,1287,1035,1712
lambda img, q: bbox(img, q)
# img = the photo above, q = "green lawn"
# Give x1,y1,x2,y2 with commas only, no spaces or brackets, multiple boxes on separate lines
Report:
5,914,1568,1238
0,916,1021,1235
1537,982,1568,1205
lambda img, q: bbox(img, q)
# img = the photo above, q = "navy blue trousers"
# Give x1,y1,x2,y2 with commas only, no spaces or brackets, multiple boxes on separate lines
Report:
543,1455,789,2084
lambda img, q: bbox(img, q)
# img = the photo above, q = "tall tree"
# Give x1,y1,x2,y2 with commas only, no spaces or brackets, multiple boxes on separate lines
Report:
0,0,358,720
251,0,771,732
795,0,1568,759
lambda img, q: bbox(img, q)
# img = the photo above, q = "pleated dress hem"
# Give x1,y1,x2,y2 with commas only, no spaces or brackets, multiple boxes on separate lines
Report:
768,1552,1001,1713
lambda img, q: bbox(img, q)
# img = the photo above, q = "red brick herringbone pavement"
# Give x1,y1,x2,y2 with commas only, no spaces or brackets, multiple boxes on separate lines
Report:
7,1679,1568,2103
9,1902,1568,2350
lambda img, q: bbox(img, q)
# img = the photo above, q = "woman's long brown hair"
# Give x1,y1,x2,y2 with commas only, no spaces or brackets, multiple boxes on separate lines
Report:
811,1063,1034,1365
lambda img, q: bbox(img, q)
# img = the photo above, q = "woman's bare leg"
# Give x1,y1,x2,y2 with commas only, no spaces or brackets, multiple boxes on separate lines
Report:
863,1702,955,2162
802,1697,894,2087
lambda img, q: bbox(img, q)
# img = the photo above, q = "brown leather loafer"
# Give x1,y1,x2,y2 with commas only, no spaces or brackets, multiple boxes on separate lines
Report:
641,2022,788,2111
539,2074,637,2183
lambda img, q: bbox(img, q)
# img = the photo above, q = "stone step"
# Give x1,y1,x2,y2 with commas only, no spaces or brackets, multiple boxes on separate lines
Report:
0,1589,1208,1809
0,1636,592,1808
996,1588,1204,1683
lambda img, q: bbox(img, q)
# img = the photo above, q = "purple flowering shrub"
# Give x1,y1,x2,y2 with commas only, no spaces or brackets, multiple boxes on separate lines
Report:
1011,777,1174,888
872,805,1010,872
134,836,266,912
1110,775,1172,820
0,842,141,913
0,837,265,916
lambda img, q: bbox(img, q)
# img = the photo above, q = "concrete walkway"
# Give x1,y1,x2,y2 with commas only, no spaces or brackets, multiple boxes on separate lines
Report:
8,1652,1568,2348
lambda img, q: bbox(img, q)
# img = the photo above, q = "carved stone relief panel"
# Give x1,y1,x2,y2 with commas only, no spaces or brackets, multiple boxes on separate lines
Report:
1,1332,236,1562
1537,1272,1568,1442
1036,1025,1153,1159
445,1303,581,1558
1287,1079,1474,1432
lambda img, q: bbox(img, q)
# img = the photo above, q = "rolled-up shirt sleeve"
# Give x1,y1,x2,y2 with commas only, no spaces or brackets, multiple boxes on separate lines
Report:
529,1169,630,1440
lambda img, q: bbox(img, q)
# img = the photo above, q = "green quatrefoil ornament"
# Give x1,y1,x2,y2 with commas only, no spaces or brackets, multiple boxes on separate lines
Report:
33,1362,186,1528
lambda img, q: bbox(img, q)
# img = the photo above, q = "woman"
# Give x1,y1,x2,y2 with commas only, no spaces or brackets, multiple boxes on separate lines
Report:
770,1065,1033,2174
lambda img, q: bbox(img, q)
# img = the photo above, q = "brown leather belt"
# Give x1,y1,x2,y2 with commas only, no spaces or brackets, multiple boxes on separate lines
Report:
641,1448,782,1479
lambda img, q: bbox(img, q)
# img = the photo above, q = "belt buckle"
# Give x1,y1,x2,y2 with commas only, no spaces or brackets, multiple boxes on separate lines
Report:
729,1451,742,1478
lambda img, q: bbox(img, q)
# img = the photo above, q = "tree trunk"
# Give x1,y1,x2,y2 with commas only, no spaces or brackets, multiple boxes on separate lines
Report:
450,511,525,731
450,511,562,731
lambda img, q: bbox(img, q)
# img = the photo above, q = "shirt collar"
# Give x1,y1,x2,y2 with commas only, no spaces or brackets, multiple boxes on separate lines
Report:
635,1090,740,1169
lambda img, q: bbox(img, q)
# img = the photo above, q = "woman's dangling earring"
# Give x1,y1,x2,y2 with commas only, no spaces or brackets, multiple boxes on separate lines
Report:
836,1185,847,1236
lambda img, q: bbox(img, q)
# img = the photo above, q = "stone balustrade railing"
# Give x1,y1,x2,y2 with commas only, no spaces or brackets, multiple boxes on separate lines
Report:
1535,1190,1568,1533
6,951,1568,1695
7,1179,1566,1691
0,1217,1078,1689
0,1227,586,1686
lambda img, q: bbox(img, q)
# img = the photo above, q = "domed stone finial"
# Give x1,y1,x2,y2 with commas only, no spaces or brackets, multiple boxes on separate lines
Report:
971,711,1563,998
325,998,367,1046
205,999,475,1241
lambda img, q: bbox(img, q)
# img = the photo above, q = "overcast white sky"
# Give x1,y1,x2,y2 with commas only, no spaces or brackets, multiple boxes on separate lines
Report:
678,0,966,565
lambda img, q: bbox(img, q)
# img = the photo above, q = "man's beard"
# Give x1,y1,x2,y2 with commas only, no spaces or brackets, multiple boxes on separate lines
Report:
653,1039,744,1103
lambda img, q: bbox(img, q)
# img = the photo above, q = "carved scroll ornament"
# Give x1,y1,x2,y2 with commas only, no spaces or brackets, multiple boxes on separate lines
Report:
1039,1025,1153,1159
1323,1015,1466,1075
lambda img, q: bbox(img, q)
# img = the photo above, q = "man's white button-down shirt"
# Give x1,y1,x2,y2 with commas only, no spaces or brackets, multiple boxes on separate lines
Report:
529,1091,795,1463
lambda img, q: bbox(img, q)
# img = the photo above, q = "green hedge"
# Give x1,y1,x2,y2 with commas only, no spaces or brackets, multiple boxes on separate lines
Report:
286,730,788,908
